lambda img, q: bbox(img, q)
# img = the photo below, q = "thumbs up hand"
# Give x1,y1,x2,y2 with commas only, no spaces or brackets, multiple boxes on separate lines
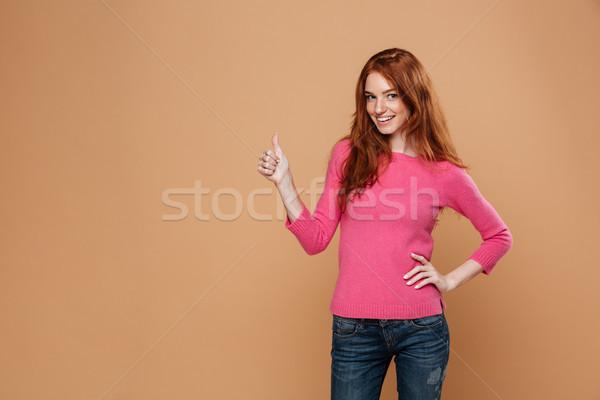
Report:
257,132,290,185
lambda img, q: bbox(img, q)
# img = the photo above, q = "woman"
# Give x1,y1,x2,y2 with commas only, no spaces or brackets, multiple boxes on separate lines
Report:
257,48,513,400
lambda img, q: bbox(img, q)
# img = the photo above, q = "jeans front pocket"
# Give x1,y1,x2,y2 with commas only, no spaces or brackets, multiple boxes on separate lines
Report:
410,313,443,328
332,315,360,338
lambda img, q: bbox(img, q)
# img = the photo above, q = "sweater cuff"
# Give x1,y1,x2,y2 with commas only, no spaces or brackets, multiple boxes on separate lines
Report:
467,249,499,276
284,203,312,237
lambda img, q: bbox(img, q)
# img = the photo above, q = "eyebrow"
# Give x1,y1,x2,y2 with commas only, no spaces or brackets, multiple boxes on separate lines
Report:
364,88,397,94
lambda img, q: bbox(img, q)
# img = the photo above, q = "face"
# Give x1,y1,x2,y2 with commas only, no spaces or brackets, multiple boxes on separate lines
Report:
364,71,410,138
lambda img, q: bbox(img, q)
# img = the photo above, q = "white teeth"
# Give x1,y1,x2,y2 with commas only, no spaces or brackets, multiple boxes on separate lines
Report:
377,116,394,122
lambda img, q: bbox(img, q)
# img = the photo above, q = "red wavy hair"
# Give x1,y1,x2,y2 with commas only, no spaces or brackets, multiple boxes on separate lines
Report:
332,48,469,213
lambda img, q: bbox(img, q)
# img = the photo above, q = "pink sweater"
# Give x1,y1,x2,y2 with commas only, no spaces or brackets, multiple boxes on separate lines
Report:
284,138,513,319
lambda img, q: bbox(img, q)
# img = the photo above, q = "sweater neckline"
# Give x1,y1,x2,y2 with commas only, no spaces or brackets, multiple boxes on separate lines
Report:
391,151,418,160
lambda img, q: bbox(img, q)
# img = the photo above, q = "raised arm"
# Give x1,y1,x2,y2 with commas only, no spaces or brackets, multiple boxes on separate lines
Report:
257,132,304,223
258,134,347,255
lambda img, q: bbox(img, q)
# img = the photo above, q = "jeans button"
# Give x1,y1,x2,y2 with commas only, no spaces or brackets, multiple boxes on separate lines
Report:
381,319,387,322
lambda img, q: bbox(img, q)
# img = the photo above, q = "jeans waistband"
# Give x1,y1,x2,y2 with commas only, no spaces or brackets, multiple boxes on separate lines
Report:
334,300,445,325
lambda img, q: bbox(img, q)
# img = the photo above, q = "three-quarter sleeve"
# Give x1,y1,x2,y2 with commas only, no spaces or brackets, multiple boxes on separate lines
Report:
283,141,346,255
442,164,513,275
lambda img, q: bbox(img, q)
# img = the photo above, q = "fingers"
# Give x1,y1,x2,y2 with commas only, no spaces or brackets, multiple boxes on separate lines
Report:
406,270,431,287
411,252,429,265
258,149,280,173
257,136,284,179
258,165,273,175
404,253,429,278
260,149,280,164
413,277,434,289
404,253,435,282
258,158,277,172
406,271,426,285
405,253,436,289
405,270,436,289
258,160,278,177
404,265,428,280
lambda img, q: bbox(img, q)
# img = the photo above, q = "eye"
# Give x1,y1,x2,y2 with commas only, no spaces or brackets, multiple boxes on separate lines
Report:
365,94,375,100
388,93,398,99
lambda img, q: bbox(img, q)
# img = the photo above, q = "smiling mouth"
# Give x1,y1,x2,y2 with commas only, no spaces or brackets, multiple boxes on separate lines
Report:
377,115,395,122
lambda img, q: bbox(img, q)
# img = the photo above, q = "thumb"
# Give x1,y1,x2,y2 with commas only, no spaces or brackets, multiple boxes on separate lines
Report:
272,131,283,154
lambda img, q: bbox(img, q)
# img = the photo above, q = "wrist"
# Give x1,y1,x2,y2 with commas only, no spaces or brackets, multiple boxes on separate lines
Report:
444,273,459,292
275,171,294,190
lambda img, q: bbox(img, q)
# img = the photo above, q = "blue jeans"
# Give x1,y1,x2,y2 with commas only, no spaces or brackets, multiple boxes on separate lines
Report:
330,306,450,400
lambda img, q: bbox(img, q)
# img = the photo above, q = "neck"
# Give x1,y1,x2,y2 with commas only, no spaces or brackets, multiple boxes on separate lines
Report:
389,133,417,156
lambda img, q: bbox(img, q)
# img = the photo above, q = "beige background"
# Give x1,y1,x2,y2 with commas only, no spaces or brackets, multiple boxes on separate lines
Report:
1,1,599,399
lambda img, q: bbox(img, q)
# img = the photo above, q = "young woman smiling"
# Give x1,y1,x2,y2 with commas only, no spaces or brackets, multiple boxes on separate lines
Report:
257,48,513,400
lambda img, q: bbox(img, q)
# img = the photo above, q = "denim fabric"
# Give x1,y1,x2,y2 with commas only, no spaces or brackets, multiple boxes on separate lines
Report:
330,305,449,400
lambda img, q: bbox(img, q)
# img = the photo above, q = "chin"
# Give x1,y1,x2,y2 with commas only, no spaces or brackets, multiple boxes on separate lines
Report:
377,126,401,134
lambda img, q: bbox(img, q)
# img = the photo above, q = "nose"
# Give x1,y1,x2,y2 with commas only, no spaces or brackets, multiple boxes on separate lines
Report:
375,98,386,114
